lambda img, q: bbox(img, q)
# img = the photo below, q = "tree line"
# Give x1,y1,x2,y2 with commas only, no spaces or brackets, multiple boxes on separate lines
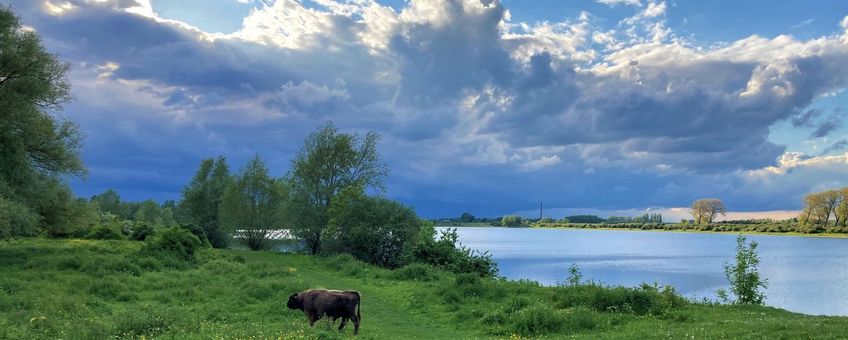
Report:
799,187,848,228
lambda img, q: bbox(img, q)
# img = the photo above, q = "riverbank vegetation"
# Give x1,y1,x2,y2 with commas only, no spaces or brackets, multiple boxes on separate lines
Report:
533,219,848,235
3,238,848,339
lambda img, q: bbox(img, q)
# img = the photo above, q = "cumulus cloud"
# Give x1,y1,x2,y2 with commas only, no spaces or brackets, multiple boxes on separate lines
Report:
595,0,641,7
9,0,848,215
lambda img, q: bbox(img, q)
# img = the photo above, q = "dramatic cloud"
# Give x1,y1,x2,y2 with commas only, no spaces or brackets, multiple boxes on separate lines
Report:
11,0,848,216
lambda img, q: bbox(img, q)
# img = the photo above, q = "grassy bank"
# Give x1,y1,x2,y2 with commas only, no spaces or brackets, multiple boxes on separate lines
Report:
2,239,847,339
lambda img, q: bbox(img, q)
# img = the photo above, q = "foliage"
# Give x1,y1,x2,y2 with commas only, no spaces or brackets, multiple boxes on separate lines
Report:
691,199,726,224
723,235,768,305
133,200,165,226
607,213,663,224
501,215,523,227
406,226,498,277
219,155,286,251
85,224,124,240
129,222,155,241
459,212,475,223
539,220,848,235
142,227,203,261
564,215,604,223
799,187,848,227
180,157,231,248
90,189,122,217
324,186,422,268
0,7,86,237
567,263,582,286
0,194,39,238
538,217,554,223
287,121,389,255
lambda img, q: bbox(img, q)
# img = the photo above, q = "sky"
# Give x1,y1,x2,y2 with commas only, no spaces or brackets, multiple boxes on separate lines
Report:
8,0,848,218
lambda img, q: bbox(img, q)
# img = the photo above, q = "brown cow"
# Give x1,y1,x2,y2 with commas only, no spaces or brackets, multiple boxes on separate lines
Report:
287,289,361,335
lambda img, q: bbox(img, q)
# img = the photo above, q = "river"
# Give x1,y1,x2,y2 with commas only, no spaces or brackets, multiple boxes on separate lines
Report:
444,227,848,316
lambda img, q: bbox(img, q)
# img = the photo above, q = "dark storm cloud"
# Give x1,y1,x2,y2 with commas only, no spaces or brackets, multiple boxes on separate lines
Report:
10,0,848,214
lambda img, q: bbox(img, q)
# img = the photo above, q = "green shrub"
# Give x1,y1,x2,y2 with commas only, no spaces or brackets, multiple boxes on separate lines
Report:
501,215,523,227
85,225,124,240
406,226,498,277
508,304,570,335
80,255,142,276
129,222,155,241
722,235,768,305
324,186,423,269
179,223,211,247
142,227,203,261
553,283,685,315
200,259,246,275
0,196,39,239
392,263,441,281
454,273,484,297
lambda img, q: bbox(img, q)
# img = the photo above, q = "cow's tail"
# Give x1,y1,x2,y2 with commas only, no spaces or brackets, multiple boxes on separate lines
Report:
353,291,361,321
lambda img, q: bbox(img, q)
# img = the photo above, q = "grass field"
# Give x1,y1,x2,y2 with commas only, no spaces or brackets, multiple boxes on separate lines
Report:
2,239,847,339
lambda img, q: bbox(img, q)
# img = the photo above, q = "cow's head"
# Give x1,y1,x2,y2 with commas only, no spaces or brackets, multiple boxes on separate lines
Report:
287,293,302,310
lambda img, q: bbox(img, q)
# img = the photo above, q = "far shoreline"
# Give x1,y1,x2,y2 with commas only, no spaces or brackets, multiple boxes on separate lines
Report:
438,224,848,239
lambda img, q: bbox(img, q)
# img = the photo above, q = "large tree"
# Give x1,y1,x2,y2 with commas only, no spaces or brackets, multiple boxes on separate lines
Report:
287,122,388,255
0,6,84,237
691,199,726,224
180,157,231,248
324,186,423,268
90,189,122,217
219,156,286,250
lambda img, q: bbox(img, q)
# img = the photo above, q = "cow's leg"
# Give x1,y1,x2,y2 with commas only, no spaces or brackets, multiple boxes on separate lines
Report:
338,317,348,331
350,314,359,335
306,311,318,326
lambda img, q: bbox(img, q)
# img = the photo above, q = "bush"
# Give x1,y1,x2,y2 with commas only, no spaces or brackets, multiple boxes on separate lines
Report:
501,215,523,227
129,222,155,241
0,196,39,239
553,283,686,315
508,304,571,335
722,235,768,304
392,263,441,281
142,227,203,261
406,226,498,278
85,225,124,240
179,223,211,247
323,186,422,269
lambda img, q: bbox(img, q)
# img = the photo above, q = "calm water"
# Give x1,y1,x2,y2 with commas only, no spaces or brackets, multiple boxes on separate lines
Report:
443,227,848,316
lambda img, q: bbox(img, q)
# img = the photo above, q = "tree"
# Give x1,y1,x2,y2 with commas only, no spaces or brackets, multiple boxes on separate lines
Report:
134,200,163,226
799,193,822,226
90,189,122,217
501,215,522,227
324,186,423,268
459,212,475,223
287,122,389,255
835,188,848,227
691,199,726,224
0,6,84,237
816,190,841,226
722,235,768,305
219,156,286,250
180,157,231,248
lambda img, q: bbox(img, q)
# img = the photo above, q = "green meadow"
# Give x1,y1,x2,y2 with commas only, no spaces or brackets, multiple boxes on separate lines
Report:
2,238,847,339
